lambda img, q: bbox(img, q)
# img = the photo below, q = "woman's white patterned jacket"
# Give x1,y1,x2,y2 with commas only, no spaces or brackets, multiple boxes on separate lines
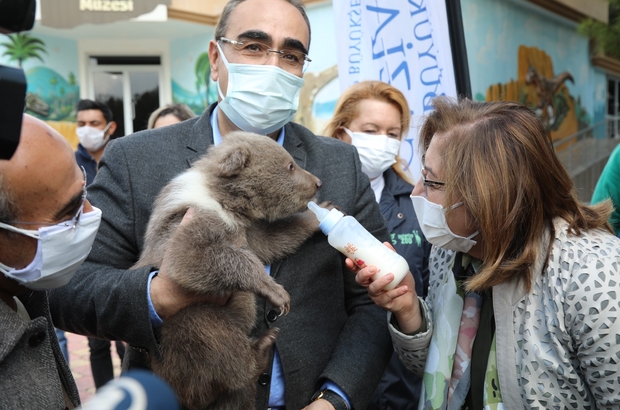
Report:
389,218,620,410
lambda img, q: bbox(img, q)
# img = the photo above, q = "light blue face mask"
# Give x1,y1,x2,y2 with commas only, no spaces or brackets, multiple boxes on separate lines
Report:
216,43,304,135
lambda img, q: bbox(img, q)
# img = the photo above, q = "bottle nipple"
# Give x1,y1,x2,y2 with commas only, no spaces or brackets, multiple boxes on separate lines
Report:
307,201,344,235
308,201,329,222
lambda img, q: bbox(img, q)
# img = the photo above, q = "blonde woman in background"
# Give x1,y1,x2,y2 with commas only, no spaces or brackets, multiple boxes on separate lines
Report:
324,80,431,410
147,103,196,129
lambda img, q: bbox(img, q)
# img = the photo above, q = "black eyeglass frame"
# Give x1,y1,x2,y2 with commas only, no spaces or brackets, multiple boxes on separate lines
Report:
420,165,446,191
218,37,312,73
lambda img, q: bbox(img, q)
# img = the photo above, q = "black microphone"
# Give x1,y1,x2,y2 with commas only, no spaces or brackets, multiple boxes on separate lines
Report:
78,370,180,410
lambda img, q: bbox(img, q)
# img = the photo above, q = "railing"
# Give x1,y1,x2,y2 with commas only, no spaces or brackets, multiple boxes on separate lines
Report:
554,116,620,203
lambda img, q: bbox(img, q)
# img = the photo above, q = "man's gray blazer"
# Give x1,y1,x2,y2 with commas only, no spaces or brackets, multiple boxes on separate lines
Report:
1,291,80,409
50,104,392,409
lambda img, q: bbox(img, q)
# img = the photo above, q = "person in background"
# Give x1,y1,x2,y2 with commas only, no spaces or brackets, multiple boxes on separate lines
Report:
324,80,431,410
0,114,98,408
147,103,196,129
76,99,118,185
55,98,121,365
352,97,620,409
75,98,126,390
49,0,392,409
591,143,620,236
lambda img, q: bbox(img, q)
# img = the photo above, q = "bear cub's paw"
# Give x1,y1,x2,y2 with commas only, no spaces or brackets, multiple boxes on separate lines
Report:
261,282,291,315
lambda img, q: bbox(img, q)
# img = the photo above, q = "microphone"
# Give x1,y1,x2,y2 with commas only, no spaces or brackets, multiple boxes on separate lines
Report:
78,370,180,410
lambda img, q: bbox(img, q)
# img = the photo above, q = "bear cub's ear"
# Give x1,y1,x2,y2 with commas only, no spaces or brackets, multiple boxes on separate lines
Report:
218,146,251,177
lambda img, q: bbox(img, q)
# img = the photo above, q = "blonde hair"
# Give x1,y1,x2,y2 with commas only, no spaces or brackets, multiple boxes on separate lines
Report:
323,80,414,185
420,97,613,292
147,104,196,130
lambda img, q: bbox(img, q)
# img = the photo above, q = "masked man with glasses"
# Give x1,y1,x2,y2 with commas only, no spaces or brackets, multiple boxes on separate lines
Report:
49,1,392,409
0,115,101,408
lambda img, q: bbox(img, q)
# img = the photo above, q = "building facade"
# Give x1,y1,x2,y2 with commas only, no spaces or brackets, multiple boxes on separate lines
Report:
1,0,616,153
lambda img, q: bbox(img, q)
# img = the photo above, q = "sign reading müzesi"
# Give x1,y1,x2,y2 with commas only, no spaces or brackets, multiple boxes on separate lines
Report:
41,0,171,28
79,0,134,12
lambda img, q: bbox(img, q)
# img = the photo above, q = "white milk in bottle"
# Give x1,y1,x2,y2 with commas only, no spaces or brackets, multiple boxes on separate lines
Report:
308,202,409,290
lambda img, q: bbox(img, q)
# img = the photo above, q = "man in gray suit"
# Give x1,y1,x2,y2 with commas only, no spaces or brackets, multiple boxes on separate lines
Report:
50,0,393,409
0,115,90,408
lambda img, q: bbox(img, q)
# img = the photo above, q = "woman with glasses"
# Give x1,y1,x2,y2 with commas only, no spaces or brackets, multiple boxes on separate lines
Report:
350,97,620,409
324,80,431,410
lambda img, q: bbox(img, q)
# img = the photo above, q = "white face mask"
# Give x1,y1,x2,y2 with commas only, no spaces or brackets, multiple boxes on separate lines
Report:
410,195,478,253
77,123,111,152
0,207,102,291
216,43,304,134
344,128,401,179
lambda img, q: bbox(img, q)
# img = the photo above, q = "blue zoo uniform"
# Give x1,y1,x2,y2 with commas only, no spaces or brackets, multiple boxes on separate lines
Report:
369,167,431,410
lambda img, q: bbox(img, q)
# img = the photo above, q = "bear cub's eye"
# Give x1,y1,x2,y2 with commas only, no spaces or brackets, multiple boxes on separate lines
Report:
288,162,295,171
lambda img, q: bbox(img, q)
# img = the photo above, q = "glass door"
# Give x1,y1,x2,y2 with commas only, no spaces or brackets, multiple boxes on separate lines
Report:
92,70,126,137
89,57,163,136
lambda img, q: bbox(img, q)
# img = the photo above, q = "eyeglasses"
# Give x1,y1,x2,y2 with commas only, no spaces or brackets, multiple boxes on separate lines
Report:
218,37,311,74
3,166,88,231
421,165,445,194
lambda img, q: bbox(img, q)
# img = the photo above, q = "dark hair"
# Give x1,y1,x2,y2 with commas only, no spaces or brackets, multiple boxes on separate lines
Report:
420,96,613,292
147,104,196,129
77,99,113,123
215,0,311,50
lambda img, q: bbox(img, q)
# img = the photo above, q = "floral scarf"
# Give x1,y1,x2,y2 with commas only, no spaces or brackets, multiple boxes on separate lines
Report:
419,253,503,410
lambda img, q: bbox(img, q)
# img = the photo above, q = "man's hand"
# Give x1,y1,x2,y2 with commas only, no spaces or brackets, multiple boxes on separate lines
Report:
345,242,423,334
149,208,228,319
302,399,335,410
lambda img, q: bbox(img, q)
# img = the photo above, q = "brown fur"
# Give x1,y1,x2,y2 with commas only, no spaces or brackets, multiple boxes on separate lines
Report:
133,131,330,409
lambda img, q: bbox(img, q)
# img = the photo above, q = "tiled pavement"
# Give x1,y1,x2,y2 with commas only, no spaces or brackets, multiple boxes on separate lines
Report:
65,332,122,403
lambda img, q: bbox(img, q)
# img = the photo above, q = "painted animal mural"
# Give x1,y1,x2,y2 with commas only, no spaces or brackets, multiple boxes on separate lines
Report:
485,45,590,142
525,66,574,129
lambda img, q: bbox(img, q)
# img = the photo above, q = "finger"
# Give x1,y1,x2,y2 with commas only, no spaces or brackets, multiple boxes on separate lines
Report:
354,267,378,286
344,257,360,273
368,273,394,295
385,285,409,299
179,207,195,225
382,241,397,253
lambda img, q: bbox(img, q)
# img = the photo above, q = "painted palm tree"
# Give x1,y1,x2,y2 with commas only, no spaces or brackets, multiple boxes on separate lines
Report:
1,33,47,68
195,52,211,106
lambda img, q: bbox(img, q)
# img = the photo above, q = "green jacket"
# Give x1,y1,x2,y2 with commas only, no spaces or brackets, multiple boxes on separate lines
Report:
592,144,620,235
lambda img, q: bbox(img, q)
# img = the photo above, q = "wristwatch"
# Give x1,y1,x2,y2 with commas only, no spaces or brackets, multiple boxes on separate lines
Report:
310,389,350,410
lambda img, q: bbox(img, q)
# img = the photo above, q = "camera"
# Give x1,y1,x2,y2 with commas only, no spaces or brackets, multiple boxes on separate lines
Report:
0,0,37,160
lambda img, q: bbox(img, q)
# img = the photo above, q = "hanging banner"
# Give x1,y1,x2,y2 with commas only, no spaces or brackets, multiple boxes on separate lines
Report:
333,0,458,181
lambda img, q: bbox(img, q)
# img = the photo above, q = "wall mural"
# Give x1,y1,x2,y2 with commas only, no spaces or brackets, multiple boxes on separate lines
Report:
172,51,216,116
1,33,80,123
294,65,339,135
484,45,590,142
170,32,218,117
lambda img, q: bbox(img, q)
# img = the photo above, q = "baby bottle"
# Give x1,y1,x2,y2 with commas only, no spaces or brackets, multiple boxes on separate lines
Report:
308,202,409,290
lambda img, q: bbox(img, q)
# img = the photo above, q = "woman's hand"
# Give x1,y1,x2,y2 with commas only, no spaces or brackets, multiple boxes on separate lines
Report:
345,242,424,333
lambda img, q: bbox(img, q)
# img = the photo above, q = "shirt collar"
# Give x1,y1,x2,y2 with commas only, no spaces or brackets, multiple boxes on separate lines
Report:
76,144,95,161
210,105,286,147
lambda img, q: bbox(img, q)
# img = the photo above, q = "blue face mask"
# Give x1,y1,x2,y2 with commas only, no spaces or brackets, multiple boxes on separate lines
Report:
216,43,304,135
0,207,102,291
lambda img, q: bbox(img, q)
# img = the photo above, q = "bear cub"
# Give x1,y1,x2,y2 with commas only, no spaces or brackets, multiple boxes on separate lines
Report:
133,131,331,410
